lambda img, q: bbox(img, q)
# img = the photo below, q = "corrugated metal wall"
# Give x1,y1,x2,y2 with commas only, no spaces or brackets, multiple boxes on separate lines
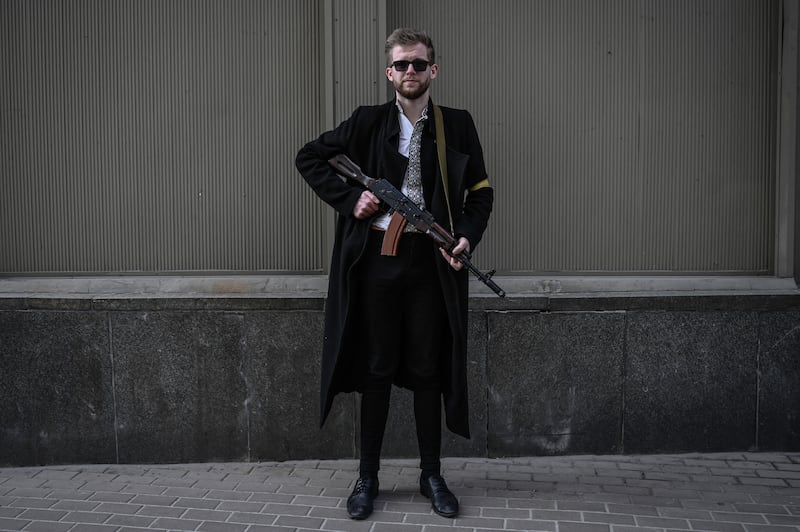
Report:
331,0,384,123
0,0,780,275
1,0,328,273
388,0,778,274
637,0,776,273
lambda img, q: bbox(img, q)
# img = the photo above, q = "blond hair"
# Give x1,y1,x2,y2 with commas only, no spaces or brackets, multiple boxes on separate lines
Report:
384,28,435,66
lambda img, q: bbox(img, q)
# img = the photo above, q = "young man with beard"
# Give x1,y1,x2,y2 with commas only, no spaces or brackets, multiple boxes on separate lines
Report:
295,28,494,520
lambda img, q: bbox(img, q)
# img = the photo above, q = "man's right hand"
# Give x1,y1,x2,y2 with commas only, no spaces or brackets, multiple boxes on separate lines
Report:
353,190,380,219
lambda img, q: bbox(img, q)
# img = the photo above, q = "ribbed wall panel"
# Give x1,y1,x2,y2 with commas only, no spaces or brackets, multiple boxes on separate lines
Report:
1,0,327,273
0,0,780,275
332,0,384,122
638,0,776,273
388,0,777,274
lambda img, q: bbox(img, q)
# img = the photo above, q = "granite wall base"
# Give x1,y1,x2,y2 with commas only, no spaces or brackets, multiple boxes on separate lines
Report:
1,294,798,466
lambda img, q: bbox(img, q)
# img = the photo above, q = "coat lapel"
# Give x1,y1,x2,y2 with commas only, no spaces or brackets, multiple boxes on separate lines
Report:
381,104,407,188
381,145,407,188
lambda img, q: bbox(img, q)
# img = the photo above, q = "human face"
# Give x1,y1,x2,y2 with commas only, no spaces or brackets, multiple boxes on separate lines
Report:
386,42,438,101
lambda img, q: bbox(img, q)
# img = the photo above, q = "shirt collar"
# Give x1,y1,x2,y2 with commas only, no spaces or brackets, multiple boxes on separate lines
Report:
395,100,429,123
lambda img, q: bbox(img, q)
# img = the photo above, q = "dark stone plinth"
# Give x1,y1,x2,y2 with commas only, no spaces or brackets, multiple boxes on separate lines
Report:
758,311,800,450
0,312,116,466
444,310,490,456
245,311,354,461
625,311,759,453
112,311,250,463
486,311,625,456
2,291,799,467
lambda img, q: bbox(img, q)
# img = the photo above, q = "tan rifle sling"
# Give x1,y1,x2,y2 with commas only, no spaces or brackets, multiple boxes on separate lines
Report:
433,104,455,232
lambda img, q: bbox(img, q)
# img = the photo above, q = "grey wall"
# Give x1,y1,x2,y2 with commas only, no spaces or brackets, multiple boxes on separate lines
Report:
0,0,784,276
0,0,329,274
1,294,798,467
389,0,779,275
0,0,796,470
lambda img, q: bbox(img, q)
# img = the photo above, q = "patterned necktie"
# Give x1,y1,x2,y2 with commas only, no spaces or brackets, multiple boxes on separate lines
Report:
404,118,426,212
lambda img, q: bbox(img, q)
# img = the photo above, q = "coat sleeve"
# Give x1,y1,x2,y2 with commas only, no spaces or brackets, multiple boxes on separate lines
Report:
452,110,494,249
295,108,365,218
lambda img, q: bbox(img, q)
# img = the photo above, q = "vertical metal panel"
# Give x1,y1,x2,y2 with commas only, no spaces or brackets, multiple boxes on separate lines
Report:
1,0,327,273
332,0,384,123
778,0,799,278
388,0,777,274
638,0,776,273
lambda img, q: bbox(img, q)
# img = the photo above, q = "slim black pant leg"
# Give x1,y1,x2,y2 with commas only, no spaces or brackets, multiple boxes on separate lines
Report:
414,388,442,477
359,384,392,478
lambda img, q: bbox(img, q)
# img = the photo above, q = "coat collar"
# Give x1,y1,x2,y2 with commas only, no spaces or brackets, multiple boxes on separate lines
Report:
383,99,439,147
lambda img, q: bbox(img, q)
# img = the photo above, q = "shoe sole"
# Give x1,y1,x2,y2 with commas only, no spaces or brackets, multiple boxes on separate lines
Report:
420,489,458,518
432,507,458,518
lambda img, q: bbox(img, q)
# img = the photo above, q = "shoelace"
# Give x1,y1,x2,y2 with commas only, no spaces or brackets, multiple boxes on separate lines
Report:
353,478,374,493
425,475,449,494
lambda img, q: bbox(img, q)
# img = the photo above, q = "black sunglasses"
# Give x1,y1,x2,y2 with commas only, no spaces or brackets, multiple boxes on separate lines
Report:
391,59,431,72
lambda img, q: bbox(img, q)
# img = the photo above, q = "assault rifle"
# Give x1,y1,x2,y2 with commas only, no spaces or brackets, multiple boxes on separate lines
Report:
328,154,505,298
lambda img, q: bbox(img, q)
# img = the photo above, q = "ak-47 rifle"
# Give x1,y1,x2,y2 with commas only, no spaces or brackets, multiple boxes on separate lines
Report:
328,154,505,298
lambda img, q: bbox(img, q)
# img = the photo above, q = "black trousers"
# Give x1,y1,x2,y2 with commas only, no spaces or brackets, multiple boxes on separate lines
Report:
355,229,448,477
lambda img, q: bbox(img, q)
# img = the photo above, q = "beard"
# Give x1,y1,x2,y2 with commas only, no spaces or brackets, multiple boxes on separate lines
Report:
394,76,430,100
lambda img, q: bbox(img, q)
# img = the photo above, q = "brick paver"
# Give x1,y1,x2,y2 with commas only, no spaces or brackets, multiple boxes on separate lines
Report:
0,453,798,531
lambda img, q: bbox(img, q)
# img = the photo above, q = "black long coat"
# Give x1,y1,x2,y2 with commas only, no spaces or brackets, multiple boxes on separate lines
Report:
295,99,494,438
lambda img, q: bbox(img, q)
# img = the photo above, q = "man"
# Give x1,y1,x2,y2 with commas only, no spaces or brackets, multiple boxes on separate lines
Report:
295,28,494,520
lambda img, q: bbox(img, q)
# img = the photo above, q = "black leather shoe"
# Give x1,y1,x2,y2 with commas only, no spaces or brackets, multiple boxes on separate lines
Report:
347,476,379,520
420,474,459,518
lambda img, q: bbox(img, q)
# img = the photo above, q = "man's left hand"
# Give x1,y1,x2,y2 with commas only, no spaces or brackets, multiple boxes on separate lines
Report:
440,237,470,271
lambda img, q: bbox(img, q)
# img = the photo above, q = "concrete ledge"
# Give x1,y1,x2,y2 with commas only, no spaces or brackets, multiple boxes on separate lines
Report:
0,275,331,298
1,274,796,298
0,274,800,301
1,275,798,312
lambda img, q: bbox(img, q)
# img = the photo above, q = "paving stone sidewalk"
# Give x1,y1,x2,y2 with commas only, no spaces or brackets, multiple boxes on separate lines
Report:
1,452,799,532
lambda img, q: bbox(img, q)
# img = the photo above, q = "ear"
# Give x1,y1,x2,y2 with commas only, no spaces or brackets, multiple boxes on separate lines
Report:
429,63,439,79
386,67,393,80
